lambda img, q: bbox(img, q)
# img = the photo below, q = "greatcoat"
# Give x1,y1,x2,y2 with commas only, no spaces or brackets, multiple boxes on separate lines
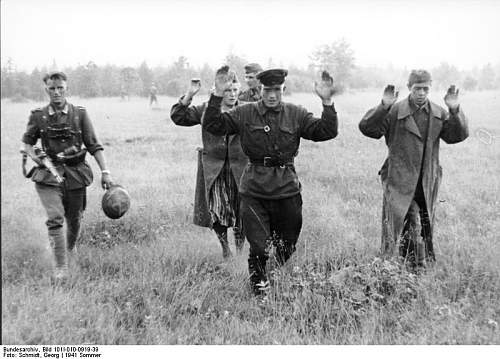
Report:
170,100,247,227
359,97,468,256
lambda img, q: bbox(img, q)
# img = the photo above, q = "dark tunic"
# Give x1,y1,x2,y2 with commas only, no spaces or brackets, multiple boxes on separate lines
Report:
238,87,262,103
202,95,338,199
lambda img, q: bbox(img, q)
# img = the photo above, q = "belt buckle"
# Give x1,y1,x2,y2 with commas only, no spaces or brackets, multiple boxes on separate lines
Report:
263,156,272,167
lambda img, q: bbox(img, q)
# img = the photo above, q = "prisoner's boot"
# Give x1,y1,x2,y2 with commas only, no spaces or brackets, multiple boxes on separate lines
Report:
234,227,245,253
216,230,232,259
248,255,269,296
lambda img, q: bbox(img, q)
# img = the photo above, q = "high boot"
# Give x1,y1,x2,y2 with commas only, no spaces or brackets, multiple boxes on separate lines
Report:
248,255,269,296
234,227,245,253
48,229,68,282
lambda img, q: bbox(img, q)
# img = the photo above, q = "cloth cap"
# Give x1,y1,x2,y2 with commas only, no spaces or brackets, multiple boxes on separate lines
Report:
102,184,131,219
408,69,432,86
244,63,263,74
43,71,67,83
256,69,288,86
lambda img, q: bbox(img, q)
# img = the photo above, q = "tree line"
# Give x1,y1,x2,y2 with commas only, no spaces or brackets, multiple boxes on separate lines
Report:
2,40,499,101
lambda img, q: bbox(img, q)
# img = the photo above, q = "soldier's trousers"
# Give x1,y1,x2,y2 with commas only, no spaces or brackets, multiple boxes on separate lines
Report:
35,183,86,269
240,194,302,294
400,185,435,266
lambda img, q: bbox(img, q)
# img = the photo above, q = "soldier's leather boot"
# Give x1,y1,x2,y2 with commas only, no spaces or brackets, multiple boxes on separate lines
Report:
248,255,268,296
234,227,245,253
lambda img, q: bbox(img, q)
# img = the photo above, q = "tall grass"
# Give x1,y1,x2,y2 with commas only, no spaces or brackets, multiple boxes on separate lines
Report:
2,91,499,344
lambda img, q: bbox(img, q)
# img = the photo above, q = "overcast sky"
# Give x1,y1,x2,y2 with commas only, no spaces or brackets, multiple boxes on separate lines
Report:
2,0,499,72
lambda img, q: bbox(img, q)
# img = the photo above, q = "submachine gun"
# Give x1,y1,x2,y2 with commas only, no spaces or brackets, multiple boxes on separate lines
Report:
20,146,64,184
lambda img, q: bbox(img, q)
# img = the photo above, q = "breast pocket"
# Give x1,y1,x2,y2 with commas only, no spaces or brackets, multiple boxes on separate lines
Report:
245,123,268,148
278,124,299,152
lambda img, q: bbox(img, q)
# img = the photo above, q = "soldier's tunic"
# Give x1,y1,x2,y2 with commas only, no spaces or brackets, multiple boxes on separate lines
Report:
170,98,247,230
22,102,103,268
203,95,338,292
359,96,468,263
238,87,262,103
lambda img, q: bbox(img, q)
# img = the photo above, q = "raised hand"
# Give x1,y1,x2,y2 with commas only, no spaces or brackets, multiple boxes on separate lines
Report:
214,65,234,96
314,71,336,104
187,78,202,97
382,85,399,108
444,85,460,111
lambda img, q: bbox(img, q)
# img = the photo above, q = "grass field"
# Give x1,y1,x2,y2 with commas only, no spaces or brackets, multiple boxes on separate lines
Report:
2,90,500,344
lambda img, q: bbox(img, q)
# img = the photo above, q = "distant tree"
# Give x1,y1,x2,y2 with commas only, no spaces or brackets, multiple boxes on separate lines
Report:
71,62,101,98
165,79,184,97
199,63,215,94
1,57,16,98
310,39,355,91
478,63,496,90
224,53,247,81
29,68,46,100
99,65,122,97
462,76,478,91
137,61,154,97
432,62,460,90
120,67,142,96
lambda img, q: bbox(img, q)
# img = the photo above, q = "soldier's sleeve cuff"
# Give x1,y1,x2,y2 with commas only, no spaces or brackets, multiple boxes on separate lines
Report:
88,145,104,155
322,103,337,114
179,95,192,106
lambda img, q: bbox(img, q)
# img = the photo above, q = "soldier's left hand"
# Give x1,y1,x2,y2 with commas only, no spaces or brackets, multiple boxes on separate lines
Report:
314,71,336,102
101,173,114,190
444,85,460,111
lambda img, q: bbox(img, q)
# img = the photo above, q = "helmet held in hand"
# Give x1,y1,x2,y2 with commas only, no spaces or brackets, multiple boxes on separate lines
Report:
102,184,131,219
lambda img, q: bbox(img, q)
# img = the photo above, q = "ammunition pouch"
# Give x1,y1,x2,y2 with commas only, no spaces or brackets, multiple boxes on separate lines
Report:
46,125,73,140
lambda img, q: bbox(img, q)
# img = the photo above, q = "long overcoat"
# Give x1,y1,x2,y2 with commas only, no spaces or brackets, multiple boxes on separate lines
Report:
170,100,247,227
359,97,468,256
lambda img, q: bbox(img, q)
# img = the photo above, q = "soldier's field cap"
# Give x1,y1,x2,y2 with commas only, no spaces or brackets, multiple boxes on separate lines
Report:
102,184,131,219
43,71,67,83
256,69,288,86
244,63,263,74
408,69,432,86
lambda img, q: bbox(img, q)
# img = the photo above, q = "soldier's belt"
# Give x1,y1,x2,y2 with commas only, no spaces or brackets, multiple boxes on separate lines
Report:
51,149,87,166
250,157,294,167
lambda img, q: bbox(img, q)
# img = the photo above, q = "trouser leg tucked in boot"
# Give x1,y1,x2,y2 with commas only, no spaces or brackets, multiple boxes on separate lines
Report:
241,194,302,296
248,255,269,295
213,222,231,258
401,188,431,270
36,184,70,280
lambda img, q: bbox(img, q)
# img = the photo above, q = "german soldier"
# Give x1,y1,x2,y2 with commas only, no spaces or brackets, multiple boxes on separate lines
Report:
359,70,469,269
21,71,114,281
170,67,247,258
238,63,263,103
203,68,339,297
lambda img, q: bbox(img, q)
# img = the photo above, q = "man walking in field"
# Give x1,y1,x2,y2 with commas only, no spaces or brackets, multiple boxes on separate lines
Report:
21,71,114,281
149,82,158,107
359,70,469,269
170,67,247,258
238,63,263,103
203,68,339,298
